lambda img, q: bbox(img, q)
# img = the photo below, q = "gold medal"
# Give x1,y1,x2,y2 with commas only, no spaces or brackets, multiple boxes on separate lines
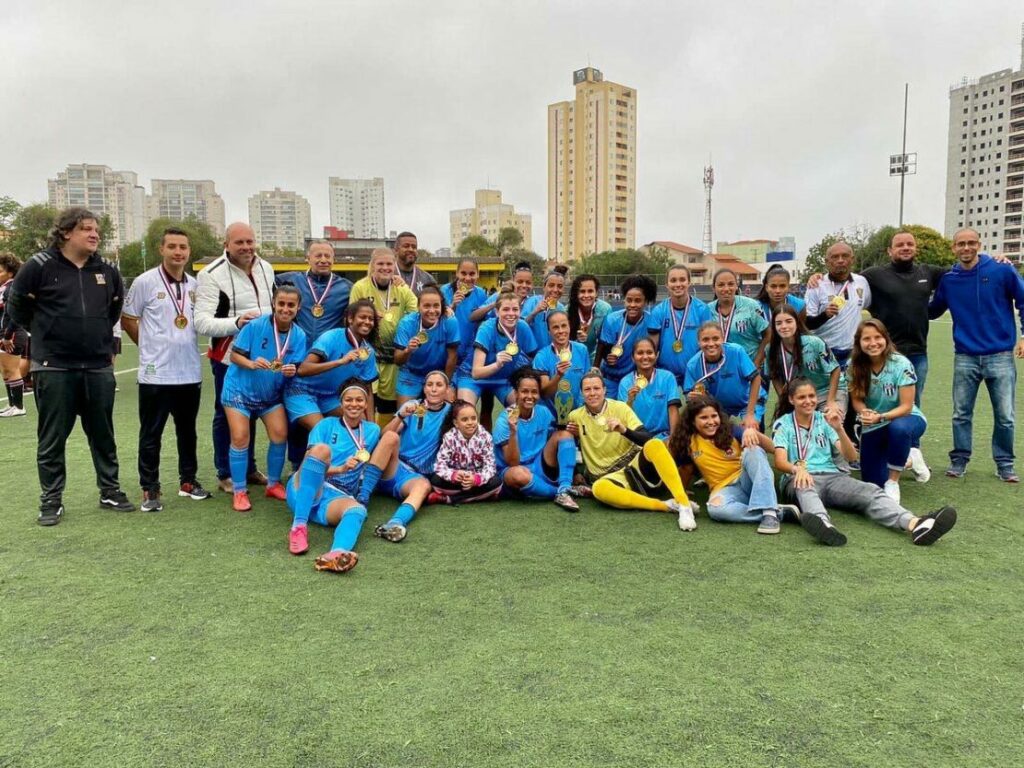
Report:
384,311,395,323
547,298,557,310
174,314,188,330
311,304,325,318
357,347,370,361
610,344,624,358
794,459,807,468
635,375,648,390
507,406,519,420
355,449,371,463
595,415,607,427
558,380,571,392
831,296,846,309
414,403,427,417
458,282,470,293
415,331,429,344
672,340,683,353
692,383,705,395
558,348,571,363
270,360,283,372
505,342,519,356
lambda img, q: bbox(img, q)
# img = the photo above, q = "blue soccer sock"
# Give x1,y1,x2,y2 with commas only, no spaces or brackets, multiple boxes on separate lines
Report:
331,505,367,552
229,446,249,493
357,464,383,505
523,473,558,500
290,456,327,527
556,437,576,492
388,502,417,527
266,441,287,485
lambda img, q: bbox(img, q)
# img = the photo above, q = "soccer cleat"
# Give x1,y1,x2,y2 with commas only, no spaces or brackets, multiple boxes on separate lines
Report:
567,484,593,498
553,492,580,512
217,477,234,493
37,502,64,527
800,513,847,547
668,499,697,531
756,513,781,535
246,470,268,486
178,481,212,500
264,483,287,501
911,506,957,546
232,490,252,512
883,480,901,505
944,464,966,479
0,405,26,417
996,469,1020,483
99,490,136,512
140,491,163,513
777,504,801,522
908,448,931,483
426,491,447,505
374,523,408,542
288,524,309,555
314,549,359,573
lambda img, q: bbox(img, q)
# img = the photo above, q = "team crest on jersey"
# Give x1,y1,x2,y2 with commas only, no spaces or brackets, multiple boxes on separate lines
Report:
815,433,828,448
157,292,166,299
95,274,106,285
856,287,863,298
883,383,897,398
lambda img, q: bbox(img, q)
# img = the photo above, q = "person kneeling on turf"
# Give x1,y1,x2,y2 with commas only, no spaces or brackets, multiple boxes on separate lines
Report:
772,377,956,547
286,380,380,573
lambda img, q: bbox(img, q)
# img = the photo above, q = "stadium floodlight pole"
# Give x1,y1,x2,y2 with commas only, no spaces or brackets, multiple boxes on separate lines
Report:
899,83,908,227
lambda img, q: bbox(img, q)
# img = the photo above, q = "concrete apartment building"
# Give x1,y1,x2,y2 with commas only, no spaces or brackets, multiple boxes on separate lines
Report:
945,30,1024,258
147,179,226,237
449,189,532,252
548,67,637,263
248,188,312,250
47,163,147,249
328,177,386,238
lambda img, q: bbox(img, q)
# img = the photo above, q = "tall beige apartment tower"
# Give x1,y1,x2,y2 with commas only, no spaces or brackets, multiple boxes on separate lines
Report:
450,189,532,252
548,67,637,263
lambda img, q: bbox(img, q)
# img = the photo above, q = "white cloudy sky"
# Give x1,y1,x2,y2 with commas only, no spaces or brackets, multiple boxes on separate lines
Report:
2,0,1022,256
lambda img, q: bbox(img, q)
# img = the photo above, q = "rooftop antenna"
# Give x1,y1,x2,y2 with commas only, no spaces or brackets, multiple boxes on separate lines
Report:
702,161,714,255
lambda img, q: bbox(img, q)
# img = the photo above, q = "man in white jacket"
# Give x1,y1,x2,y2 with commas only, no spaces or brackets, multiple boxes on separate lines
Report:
194,222,277,492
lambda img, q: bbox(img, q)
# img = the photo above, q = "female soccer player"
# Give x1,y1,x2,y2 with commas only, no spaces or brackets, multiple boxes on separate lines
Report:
289,299,379,424
647,264,714,386
429,399,503,504
285,381,381,572
533,311,590,426
709,268,770,367
350,248,418,426
619,337,680,440
847,319,930,502
520,269,566,348
684,322,762,429
461,292,537,407
765,304,845,420
393,285,459,406
756,264,805,322
221,285,308,511
668,394,796,534
492,368,587,511
0,253,27,417
567,370,698,530
566,273,612,359
773,377,955,547
442,258,489,376
595,274,656,394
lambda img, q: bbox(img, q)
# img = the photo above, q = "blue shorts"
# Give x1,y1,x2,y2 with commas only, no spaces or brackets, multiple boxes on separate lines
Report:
500,455,558,498
377,461,427,499
456,375,512,404
396,369,430,398
286,473,351,526
284,391,341,422
221,395,282,419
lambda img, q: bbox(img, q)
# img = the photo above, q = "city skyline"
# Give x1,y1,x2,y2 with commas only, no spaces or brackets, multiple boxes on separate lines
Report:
3,2,1023,257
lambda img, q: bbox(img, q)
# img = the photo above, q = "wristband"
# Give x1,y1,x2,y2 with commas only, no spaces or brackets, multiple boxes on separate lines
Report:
473,473,482,486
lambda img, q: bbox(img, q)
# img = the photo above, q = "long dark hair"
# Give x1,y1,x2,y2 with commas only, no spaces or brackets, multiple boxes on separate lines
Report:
766,304,806,388
668,394,734,460
441,399,477,437
775,376,816,418
848,318,897,401
755,264,793,308
450,257,479,286
48,207,99,250
567,273,600,338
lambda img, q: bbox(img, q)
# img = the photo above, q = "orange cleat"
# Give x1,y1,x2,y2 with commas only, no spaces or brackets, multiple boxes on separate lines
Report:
313,549,359,573
232,490,252,512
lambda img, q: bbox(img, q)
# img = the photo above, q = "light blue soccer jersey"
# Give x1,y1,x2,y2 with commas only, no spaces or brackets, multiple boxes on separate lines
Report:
398,402,450,474
292,327,378,397
441,283,488,373
521,295,566,349
473,318,537,383
492,405,555,471
860,352,925,433
648,297,715,383
618,368,680,438
710,295,769,363
309,417,382,496
769,335,845,399
599,309,650,381
531,341,590,425
393,312,460,377
683,342,759,416
222,315,308,407
772,411,840,475
759,294,805,322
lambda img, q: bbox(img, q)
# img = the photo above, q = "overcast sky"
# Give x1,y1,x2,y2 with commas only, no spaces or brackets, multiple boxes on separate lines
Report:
2,1,1022,257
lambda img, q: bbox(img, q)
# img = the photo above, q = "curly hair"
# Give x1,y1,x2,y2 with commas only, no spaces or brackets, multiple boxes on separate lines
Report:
347,298,380,347
620,273,657,303
667,394,734,460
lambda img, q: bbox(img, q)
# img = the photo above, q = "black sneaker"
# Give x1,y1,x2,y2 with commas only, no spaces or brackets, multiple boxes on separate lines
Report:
178,481,213,500
911,506,957,546
99,490,136,512
800,513,847,547
140,491,163,513
37,502,64,526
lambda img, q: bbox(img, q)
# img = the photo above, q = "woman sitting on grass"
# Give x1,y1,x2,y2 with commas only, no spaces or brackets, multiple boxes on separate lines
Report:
668,393,797,535
567,370,699,530
428,399,503,505
772,377,956,548
285,380,381,573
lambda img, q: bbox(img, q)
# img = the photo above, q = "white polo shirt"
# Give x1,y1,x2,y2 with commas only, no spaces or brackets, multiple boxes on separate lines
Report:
123,266,202,385
804,273,872,352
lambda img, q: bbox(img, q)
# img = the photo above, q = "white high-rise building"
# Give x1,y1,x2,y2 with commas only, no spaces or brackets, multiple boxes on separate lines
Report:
147,179,226,237
328,177,386,238
945,29,1024,258
248,188,312,250
47,163,146,249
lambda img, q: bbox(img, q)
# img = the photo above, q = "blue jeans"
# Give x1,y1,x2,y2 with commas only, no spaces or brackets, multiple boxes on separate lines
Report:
951,351,1017,471
705,446,779,523
212,359,257,480
904,353,928,449
858,415,927,488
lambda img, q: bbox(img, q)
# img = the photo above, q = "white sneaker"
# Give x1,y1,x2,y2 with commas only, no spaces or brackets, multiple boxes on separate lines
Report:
667,499,698,531
908,448,931,483
883,480,901,505
0,406,25,417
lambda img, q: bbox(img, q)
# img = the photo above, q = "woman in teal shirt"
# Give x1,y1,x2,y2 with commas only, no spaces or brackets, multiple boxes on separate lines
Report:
567,273,612,361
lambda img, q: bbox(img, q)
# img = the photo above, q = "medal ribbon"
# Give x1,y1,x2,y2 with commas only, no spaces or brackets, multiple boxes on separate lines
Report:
828,277,851,301
158,267,187,320
376,281,393,314
670,300,692,345
781,347,795,382
578,305,594,327
792,412,811,464
615,315,640,348
498,322,518,346
342,419,365,456
552,342,572,358
306,272,334,306
697,352,727,385
717,303,736,340
273,317,292,361
347,329,368,358
418,315,439,336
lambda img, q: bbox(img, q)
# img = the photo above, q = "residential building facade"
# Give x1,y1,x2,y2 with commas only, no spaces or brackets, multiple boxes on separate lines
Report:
449,189,532,252
47,163,146,249
147,179,226,237
248,188,312,250
328,177,386,239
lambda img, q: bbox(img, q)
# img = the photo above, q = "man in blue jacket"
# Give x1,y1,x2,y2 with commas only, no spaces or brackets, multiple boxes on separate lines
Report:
928,228,1024,482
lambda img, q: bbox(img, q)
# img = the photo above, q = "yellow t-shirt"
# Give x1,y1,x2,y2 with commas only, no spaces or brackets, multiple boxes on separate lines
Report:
350,277,418,398
688,434,743,494
568,399,643,478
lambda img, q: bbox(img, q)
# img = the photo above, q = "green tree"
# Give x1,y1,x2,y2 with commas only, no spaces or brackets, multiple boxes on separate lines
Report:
456,235,497,260
5,204,56,261
140,216,223,274
576,247,675,283
116,241,146,282
0,196,20,234
856,224,954,270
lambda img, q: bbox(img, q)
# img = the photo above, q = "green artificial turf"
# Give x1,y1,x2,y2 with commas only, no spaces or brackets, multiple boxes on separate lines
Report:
1,320,1022,767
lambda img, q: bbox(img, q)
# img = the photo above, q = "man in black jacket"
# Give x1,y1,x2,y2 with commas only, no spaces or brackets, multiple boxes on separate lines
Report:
9,207,135,525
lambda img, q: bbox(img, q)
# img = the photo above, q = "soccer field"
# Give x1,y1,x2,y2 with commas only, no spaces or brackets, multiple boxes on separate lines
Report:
1,320,1022,767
